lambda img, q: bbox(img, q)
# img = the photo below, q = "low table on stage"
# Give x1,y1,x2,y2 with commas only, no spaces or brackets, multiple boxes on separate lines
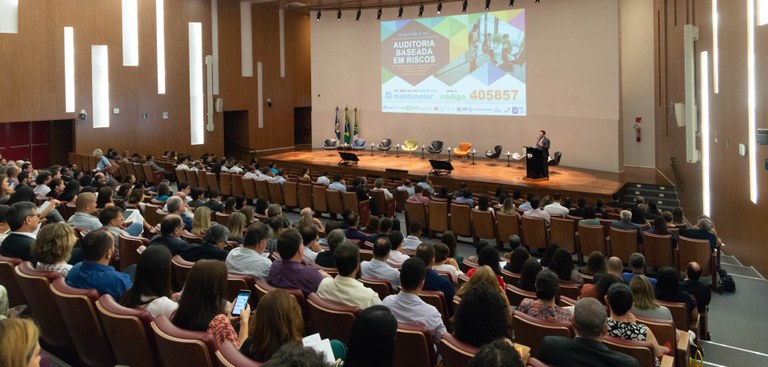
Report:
524,146,548,180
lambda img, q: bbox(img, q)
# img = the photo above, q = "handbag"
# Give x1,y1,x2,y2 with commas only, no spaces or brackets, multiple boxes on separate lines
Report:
689,349,704,367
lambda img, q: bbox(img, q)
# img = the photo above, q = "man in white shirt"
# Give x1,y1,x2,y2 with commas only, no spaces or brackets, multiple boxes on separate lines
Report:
299,225,322,263
316,174,331,187
360,237,401,289
32,170,52,197
402,222,422,251
397,179,415,196
382,257,447,347
386,231,410,265
328,174,346,192
270,170,287,184
522,197,551,226
317,241,382,309
228,164,243,174
226,222,273,279
543,192,570,218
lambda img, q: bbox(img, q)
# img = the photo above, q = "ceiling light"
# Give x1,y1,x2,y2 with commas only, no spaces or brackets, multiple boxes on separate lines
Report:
462,0,468,13
337,9,341,21
485,0,491,10
316,10,321,21
356,8,361,21
398,6,403,18
377,8,382,20
437,1,442,14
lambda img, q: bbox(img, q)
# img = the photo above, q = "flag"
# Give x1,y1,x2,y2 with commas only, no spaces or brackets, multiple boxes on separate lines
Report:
334,107,341,140
344,106,351,144
354,107,359,137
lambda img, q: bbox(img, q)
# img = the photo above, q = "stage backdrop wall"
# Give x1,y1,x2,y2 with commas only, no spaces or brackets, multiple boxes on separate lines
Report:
311,0,622,172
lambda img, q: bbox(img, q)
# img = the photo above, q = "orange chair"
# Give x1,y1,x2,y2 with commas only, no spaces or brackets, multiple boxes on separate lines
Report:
453,142,472,159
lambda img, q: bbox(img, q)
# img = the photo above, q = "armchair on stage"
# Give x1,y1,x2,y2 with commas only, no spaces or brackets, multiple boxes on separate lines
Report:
322,139,339,152
402,139,419,157
377,139,392,154
524,146,549,179
485,145,503,165
453,142,472,159
427,141,444,158
350,138,367,150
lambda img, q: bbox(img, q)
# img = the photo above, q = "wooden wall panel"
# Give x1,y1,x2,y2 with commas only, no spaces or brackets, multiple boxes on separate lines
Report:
655,0,768,275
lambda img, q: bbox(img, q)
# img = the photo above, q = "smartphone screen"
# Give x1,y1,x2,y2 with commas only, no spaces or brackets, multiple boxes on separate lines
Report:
231,290,250,316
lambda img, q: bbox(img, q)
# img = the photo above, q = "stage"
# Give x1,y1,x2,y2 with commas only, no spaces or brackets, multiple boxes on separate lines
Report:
261,149,671,200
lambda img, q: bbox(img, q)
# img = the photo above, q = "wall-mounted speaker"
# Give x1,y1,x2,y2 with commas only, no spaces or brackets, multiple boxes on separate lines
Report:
757,128,768,145
215,98,224,113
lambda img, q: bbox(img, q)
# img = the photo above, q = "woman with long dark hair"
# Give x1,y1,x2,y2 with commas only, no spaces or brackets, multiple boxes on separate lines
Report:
120,246,177,318
344,305,397,367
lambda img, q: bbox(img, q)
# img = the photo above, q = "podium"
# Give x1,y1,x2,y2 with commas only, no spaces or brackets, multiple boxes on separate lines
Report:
525,146,549,179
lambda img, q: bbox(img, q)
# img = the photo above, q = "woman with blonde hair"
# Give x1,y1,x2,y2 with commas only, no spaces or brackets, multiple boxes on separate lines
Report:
191,206,212,236
226,212,247,244
242,289,304,362
296,207,325,233
0,318,42,367
457,265,509,306
499,198,522,220
31,223,76,277
629,275,672,320
238,206,256,226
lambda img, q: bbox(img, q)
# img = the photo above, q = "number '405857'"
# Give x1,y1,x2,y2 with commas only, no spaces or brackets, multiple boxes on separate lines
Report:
469,89,519,101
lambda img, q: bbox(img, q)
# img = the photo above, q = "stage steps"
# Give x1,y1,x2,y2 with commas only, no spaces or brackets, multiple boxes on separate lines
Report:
619,182,680,211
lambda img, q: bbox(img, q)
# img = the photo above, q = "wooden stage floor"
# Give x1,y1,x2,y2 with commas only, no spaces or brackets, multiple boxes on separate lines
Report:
261,149,671,199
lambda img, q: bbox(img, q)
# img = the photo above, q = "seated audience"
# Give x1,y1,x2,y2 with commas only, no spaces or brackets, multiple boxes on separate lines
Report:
343,213,369,244
396,179,414,196
31,222,76,277
655,267,697,314
580,251,606,276
314,228,344,268
360,237,401,289
166,196,192,232
522,196,550,226
191,205,212,236
671,207,691,229
120,246,178,318
499,198,522,220
467,244,505,288
441,230,463,263
504,246,529,274
680,261,711,314
606,283,669,364
267,228,331,296
226,222,273,279
296,207,325,233
407,185,430,206
202,189,224,212
518,270,574,323
543,192,570,218
329,174,347,192
0,318,42,367
457,265,510,306
362,215,379,235
241,290,304,362
299,225,322,263
611,210,643,242
537,298,641,367
432,243,463,283
383,257,447,346
172,260,249,348
517,258,542,292
647,216,678,247
344,305,397,367
66,230,132,299
455,282,511,347
99,206,142,241
366,217,392,244
372,178,393,200
549,248,583,284
226,212,247,244
569,198,588,217
67,192,102,231
629,275,672,321
181,223,229,262
402,222,422,251
578,207,601,225
469,339,524,367
0,202,40,262
416,242,455,304
680,218,719,251
454,190,474,207
386,230,410,265
317,241,381,309
623,253,657,286
150,215,197,256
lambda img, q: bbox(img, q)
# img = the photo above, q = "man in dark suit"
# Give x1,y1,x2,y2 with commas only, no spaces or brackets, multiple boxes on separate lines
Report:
680,261,711,314
0,201,39,261
149,215,197,257
536,130,551,158
537,297,641,367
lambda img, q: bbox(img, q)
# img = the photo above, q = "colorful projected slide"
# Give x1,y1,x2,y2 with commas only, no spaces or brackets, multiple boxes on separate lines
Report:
381,10,526,116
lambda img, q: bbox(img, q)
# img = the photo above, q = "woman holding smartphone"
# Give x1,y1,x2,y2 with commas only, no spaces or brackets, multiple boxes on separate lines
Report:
172,260,250,347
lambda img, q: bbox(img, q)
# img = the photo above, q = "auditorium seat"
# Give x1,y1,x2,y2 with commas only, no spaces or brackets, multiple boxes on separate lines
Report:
95,294,160,367
550,217,577,255
206,173,219,192
558,281,582,300
267,181,284,205
377,138,392,154
216,340,263,367
118,233,149,271
439,333,480,367
578,224,608,261
453,142,472,159
609,227,640,264
360,277,394,300
460,259,477,273
255,180,270,202
326,189,344,217
636,316,691,367
49,278,116,367
171,255,195,291
505,284,536,307
521,216,549,250
14,263,75,361
297,183,313,209
450,203,472,238
471,209,499,248
485,145,503,165
512,310,573,356
306,293,360,345
231,174,244,197
496,212,522,249
393,323,437,367
418,290,449,325
219,172,232,196
312,185,329,214
395,189,408,212
642,232,676,271
403,139,419,157
182,231,204,244
426,200,448,237
0,255,25,307
371,189,396,218
151,315,219,367
284,181,298,209
677,236,717,290
406,201,429,234
226,273,257,309
603,335,674,367
351,137,367,150
242,177,257,201
427,140,444,158
501,269,521,285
